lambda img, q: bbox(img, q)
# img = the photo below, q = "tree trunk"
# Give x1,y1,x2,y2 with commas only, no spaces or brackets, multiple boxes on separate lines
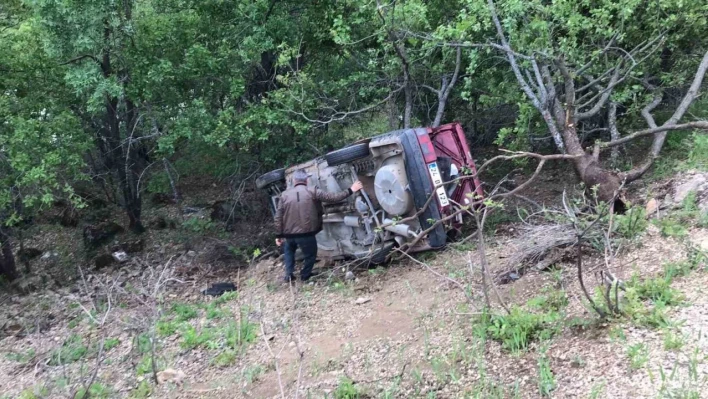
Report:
98,19,145,234
122,98,146,233
386,95,399,130
573,153,623,203
562,114,623,203
0,228,18,281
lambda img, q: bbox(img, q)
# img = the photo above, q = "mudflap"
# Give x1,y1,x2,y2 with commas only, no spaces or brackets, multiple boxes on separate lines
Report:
400,129,447,248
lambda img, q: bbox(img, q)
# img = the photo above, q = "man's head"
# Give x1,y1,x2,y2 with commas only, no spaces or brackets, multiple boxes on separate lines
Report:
292,169,311,184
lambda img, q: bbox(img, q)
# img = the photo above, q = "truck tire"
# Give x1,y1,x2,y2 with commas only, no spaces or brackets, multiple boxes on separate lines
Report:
325,143,370,166
400,129,447,248
370,242,394,265
255,168,285,189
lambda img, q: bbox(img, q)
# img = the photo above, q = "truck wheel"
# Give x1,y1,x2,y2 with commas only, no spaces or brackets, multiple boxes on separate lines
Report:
256,168,285,189
325,143,370,166
370,242,394,265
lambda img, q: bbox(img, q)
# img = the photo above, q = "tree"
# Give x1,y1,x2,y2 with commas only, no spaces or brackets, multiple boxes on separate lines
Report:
29,0,154,232
439,0,708,201
0,2,88,280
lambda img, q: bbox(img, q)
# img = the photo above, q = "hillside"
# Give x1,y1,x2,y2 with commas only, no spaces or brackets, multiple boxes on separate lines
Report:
2,167,707,399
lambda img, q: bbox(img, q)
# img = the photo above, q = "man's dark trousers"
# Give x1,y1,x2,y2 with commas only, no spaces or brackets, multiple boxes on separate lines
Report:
283,235,318,280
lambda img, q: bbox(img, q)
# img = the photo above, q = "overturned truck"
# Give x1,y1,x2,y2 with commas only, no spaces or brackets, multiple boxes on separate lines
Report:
256,122,484,263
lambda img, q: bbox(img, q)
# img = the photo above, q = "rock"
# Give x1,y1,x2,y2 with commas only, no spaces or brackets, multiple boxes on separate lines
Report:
83,222,125,249
645,198,659,216
14,275,42,292
40,251,59,261
111,239,144,254
186,250,197,257
3,323,25,337
345,271,355,281
157,368,186,385
182,206,204,215
112,251,129,263
354,297,371,305
17,248,42,263
95,253,115,269
673,175,707,203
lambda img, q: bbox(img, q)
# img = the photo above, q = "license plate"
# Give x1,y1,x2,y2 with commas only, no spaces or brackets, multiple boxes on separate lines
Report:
427,162,450,207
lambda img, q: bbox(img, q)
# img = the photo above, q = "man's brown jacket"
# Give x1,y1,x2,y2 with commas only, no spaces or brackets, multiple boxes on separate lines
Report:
274,182,352,238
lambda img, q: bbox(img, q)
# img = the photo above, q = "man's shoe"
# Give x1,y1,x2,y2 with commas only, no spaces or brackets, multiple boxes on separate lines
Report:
301,271,320,282
283,274,296,283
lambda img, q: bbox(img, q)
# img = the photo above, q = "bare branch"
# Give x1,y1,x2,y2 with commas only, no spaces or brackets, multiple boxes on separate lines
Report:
487,0,542,110
60,54,101,66
576,33,618,76
432,47,462,127
598,121,708,149
608,101,621,162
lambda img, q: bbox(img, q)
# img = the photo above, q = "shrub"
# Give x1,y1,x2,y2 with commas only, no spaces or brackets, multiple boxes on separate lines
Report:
614,206,648,239
171,303,198,321
537,349,556,397
627,343,649,370
334,377,362,399
627,274,682,305
485,307,562,353
49,334,88,365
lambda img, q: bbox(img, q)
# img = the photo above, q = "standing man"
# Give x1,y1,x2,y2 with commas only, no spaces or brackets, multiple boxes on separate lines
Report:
274,169,363,282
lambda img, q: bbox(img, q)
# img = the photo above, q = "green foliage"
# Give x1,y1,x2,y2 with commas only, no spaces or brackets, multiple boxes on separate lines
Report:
49,334,88,365
179,324,217,350
181,217,216,234
225,317,258,350
622,271,683,328
136,333,153,354
179,309,256,352
613,206,648,239
654,190,708,237
663,329,685,351
75,383,113,399
627,343,649,370
17,385,48,399
213,291,239,305
136,354,162,376
172,303,199,322
4,348,35,364
588,381,606,399
527,288,569,312
537,349,556,397
627,274,682,306
156,319,180,337
129,380,152,399
654,128,708,179
662,246,707,279
205,303,229,320
333,377,361,399
655,218,689,238
485,304,563,353
213,350,238,367
102,337,120,352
